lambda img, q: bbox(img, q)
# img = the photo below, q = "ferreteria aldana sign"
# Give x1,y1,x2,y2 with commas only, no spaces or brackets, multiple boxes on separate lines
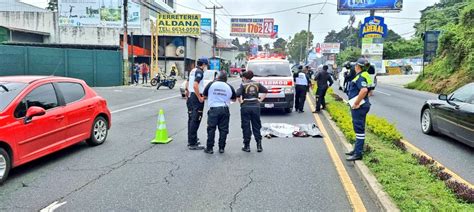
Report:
359,16,388,38
157,14,201,36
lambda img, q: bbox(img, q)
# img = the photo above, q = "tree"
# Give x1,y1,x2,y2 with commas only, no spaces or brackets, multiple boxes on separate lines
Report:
287,30,314,63
385,29,402,42
264,43,270,52
323,26,359,50
383,38,423,59
46,0,58,11
414,0,469,36
231,38,241,50
336,47,361,66
273,38,287,50
235,52,247,62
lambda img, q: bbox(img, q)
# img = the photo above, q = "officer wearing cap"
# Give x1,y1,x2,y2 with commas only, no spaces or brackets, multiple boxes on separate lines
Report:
313,65,333,113
186,58,208,150
293,65,312,113
343,62,356,93
346,58,372,161
236,70,268,152
202,72,236,154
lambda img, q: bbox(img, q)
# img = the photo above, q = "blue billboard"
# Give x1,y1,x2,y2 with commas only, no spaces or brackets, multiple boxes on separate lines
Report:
359,16,388,38
201,18,212,32
338,0,403,11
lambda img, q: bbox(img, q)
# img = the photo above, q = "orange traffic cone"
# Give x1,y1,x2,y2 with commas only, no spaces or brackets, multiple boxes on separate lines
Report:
151,109,173,144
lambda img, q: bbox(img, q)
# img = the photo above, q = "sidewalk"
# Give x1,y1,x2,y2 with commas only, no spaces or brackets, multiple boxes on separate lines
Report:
377,74,418,87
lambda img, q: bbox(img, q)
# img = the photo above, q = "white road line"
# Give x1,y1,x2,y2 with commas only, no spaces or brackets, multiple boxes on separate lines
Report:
40,201,67,212
374,90,391,96
111,95,180,114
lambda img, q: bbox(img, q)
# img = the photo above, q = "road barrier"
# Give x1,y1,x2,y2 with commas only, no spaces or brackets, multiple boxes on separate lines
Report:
151,109,173,144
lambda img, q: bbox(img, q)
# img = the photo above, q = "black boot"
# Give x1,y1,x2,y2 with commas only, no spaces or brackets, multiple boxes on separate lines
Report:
345,150,354,156
346,155,363,161
242,144,251,152
257,141,263,152
204,147,214,154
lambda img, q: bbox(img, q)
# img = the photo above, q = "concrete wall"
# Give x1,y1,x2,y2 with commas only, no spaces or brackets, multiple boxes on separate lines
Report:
0,11,56,39
196,32,213,59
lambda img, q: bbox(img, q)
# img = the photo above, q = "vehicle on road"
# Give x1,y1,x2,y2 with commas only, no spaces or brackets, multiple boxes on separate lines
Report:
230,67,243,76
0,76,111,183
179,70,219,98
420,82,474,147
247,56,294,113
179,80,187,98
155,75,177,90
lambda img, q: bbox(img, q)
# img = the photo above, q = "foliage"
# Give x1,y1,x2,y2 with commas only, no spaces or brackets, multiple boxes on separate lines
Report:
336,47,361,66
408,2,474,93
323,92,474,210
46,0,57,11
272,38,288,55
324,26,359,51
235,52,247,62
414,0,469,36
383,38,423,60
287,30,313,63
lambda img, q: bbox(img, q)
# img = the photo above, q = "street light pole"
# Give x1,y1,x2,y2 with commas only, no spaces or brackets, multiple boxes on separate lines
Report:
297,12,323,64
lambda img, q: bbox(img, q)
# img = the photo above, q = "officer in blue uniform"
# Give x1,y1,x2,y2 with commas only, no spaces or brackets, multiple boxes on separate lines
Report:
346,58,372,161
202,72,236,154
236,71,268,152
186,58,208,150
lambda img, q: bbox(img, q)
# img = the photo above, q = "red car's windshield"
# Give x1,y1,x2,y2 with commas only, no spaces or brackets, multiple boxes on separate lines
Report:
0,82,27,112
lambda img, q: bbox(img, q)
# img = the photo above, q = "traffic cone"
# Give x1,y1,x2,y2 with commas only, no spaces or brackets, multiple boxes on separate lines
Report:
151,109,173,144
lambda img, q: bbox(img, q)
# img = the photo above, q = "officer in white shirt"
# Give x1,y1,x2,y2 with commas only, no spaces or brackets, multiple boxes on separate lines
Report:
202,72,236,154
186,58,207,150
293,65,312,113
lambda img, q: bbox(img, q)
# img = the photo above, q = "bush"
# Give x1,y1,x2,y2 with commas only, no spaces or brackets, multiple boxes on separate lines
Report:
366,115,403,142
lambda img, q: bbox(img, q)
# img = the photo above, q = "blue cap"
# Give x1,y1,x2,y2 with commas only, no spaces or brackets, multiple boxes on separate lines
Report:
198,58,209,65
356,58,367,66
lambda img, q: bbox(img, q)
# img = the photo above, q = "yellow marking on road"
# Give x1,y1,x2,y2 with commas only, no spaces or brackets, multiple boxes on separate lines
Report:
307,94,367,212
401,139,474,189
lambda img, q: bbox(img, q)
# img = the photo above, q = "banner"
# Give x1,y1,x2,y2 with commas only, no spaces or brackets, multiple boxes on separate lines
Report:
359,16,388,38
201,18,212,32
230,18,275,38
361,38,383,55
337,0,403,11
58,0,140,28
157,14,201,36
321,43,341,54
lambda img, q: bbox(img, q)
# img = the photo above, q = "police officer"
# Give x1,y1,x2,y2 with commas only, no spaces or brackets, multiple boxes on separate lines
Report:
202,72,236,154
346,58,372,161
344,62,356,94
236,71,268,152
293,65,312,113
313,65,333,113
186,58,208,150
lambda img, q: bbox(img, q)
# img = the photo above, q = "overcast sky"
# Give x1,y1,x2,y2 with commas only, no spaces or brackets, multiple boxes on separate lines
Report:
23,0,439,45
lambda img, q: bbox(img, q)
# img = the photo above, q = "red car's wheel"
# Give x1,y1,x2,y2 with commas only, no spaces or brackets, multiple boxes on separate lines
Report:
0,148,11,185
86,116,109,146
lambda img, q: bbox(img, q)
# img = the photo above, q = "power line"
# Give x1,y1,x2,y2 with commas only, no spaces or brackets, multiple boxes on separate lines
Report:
311,0,328,20
384,16,420,20
211,2,337,17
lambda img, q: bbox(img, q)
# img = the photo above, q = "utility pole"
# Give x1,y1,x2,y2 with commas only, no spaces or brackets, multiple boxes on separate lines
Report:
123,0,129,85
206,5,223,58
297,12,323,64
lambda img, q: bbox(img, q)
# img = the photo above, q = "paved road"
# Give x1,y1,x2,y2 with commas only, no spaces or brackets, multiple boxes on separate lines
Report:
0,81,378,211
333,82,474,185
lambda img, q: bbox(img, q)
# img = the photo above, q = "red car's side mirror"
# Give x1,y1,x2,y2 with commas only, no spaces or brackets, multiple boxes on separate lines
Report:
25,106,46,124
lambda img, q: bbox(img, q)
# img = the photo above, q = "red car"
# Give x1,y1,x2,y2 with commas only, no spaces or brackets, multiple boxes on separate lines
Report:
0,76,111,183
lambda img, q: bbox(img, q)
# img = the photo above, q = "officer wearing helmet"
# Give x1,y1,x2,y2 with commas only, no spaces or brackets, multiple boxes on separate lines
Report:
185,58,208,150
346,58,373,161
236,70,268,152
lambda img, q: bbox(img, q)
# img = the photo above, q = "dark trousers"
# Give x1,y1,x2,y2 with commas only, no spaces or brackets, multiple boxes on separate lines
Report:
207,107,230,149
187,94,204,146
316,86,328,111
134,73,139,84
142,73,148,84
351,106,370,156
295,85,308,111
241,106,262,145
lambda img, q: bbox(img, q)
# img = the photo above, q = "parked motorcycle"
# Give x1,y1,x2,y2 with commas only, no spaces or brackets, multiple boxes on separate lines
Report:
155,75,176,90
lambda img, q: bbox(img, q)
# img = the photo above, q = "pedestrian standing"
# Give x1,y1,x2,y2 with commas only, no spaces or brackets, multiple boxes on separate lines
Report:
134,63,140,85
313,65,334,113
293,65,311,113
141,63,149,84
202,72,236,154
346,58,372,161
236,71,268,152
186,58,208,150
344,62,356,94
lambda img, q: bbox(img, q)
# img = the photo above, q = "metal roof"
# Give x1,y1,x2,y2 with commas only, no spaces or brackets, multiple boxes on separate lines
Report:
0,0,48,12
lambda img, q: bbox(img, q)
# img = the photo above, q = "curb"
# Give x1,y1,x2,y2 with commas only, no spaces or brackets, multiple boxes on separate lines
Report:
320,110,400,212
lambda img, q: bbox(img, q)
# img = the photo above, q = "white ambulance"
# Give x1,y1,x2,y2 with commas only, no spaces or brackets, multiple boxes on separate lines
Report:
246,56,295,113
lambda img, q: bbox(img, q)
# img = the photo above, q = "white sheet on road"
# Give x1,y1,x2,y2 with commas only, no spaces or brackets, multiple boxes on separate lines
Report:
261,123,322,138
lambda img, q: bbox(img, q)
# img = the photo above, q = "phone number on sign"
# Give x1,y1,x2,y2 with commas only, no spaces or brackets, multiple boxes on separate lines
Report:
159,27,200,34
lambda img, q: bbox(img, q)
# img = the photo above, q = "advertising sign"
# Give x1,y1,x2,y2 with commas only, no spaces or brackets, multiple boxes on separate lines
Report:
209,58,220,71
423,30,441,63
361,38,383,55
157,14,201,36
272,25,279,38
58,0,140,28
321,43,341,54
216,39,234,49
359,16,388,38
338,0,403,11
230,18,275,38
201,18,212,32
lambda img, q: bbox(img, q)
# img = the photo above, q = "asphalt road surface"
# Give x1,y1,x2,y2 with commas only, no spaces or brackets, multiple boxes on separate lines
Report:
0,81,378,211
333,81,474,185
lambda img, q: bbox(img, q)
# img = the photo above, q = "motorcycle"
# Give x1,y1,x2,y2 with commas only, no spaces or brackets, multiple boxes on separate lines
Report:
154,75,176,90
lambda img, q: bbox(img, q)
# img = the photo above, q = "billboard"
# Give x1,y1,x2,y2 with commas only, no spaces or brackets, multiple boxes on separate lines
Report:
201,18,211,32
321,43,341,54
338,0,403,11
361,38,383,55
230,18,275,38
157,14,201,36
359,16,388,38
58,0,140,28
